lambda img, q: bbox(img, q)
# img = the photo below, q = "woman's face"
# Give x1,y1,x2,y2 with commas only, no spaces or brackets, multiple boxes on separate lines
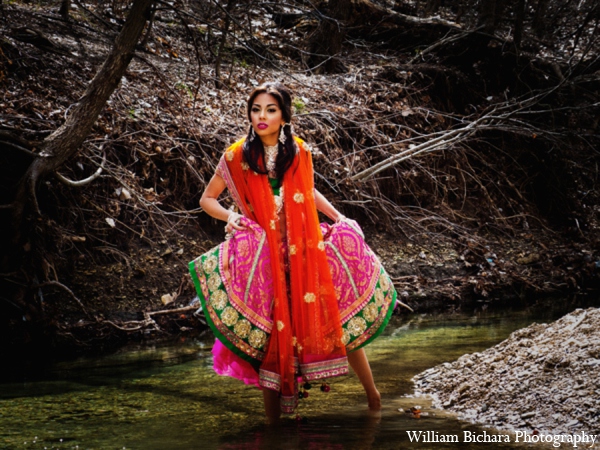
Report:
250,93,285,146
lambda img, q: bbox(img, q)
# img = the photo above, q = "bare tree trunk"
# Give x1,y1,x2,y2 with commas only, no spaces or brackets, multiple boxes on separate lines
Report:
532,0,550,37
13,0,154,224
478,0,505,35
306,0,353,74
59,0,70,20
140,3,157,48
514,0,526,51
215,0,235,89
6,0,155,314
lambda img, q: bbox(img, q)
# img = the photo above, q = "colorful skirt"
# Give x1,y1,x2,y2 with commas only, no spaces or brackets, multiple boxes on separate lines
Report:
188,217,397,386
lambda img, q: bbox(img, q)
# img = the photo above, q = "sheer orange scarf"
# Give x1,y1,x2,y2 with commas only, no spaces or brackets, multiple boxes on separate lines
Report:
224,137,347,410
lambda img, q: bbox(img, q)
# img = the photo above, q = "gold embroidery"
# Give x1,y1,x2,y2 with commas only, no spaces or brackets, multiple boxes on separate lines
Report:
202,254,218,273
270,219,276,230
342,235,355,253
341,329,351,345
375,288,385,307
211,290,228,310
304,292,316,303
207,273,222,292
363,303,379,323
379,272,390,291
248,329,267,349
292,336,297,346
289,244,297,255
226,151,234,161
317,241,325,251
277,320,285,331
221,306,239,327
347,317,367,337
244,233,267,304
274,186,284,214
241,162,249,171
293,192,304,203
234,319,251,338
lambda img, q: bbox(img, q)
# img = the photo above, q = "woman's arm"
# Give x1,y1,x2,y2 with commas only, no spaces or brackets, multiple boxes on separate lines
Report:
314,189,345,223
200,173,245,231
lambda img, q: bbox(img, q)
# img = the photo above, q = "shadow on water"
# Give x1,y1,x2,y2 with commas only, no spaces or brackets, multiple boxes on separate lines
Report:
0,296,597,449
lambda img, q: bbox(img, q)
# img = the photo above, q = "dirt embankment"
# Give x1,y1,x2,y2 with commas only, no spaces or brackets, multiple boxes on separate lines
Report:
413,307,600,435
1,1,599,356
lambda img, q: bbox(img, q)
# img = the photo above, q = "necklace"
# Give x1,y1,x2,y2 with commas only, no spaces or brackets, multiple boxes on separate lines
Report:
264,144,284,213
264,144,278,174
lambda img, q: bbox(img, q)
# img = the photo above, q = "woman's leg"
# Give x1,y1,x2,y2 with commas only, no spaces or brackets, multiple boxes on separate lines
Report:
263,388,281,424
347,348,381,410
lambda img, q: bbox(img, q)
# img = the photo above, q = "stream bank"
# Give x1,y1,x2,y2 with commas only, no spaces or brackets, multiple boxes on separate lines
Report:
413,307,600,437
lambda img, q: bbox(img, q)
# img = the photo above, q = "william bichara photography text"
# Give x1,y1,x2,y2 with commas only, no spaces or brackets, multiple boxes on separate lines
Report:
405,430,598,447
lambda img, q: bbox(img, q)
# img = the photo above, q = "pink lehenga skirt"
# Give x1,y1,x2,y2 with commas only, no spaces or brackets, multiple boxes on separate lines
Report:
189,217,397,387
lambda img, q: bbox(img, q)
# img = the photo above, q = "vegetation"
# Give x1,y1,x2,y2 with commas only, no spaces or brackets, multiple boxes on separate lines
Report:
0,0,598,357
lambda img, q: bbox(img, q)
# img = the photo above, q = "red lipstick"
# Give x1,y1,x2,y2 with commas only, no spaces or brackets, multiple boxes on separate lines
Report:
257,123,268,130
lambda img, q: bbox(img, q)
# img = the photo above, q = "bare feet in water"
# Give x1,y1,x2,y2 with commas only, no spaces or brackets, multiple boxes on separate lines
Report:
368,389,382,411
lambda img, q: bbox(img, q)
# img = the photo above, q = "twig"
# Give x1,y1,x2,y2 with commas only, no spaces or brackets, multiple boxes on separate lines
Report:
100,305,198,333
34,280,89,316
146,305,198,317
55,149,106,186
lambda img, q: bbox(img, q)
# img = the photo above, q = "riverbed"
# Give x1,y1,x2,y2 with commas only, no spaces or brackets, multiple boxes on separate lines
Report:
0,299,586,449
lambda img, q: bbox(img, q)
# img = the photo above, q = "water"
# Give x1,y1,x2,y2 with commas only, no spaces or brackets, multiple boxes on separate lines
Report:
0,301,590,449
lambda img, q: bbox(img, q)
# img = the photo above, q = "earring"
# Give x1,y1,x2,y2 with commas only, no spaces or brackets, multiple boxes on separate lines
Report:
249,127,256,141
279,124,287,145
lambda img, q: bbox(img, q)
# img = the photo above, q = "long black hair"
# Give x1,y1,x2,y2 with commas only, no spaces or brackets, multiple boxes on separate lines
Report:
243,82,295,185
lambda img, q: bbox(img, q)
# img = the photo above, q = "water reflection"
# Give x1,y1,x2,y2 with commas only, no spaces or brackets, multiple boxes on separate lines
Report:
0,300,589,449
218,411,382,450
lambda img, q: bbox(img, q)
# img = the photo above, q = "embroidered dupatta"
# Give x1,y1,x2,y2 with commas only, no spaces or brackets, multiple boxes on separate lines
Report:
221,137,348,411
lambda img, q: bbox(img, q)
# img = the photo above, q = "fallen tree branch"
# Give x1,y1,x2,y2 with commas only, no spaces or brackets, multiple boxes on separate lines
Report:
146,305,198,317
388,9,462,29
103,319,157,332
55,149,106,187
350,118,484,181
97,305,198,333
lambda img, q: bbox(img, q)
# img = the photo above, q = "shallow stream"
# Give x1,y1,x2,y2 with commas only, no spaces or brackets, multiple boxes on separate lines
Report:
0,300,588,449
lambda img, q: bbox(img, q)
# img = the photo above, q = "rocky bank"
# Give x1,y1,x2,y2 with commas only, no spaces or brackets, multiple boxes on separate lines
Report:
413,307,600,435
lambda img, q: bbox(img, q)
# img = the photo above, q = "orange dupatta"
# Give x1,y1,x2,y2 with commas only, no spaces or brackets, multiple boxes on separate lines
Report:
223,137,348,412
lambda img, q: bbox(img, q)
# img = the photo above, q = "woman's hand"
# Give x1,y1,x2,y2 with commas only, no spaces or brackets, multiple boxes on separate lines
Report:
225,211,245,234
200,173,246,234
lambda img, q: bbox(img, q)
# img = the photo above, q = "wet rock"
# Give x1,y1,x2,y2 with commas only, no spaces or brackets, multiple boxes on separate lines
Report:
413,307,600,435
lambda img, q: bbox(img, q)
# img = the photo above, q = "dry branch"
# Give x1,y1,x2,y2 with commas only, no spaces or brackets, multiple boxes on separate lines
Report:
101,305,198,333
34,280,89,316
55,149,106,187
350,114,487,181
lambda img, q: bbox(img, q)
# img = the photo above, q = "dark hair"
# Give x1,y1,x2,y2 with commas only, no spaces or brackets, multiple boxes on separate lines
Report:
243,82,295,185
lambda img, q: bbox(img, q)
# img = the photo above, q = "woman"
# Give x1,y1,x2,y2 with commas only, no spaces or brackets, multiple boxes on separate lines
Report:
189,82,396,424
